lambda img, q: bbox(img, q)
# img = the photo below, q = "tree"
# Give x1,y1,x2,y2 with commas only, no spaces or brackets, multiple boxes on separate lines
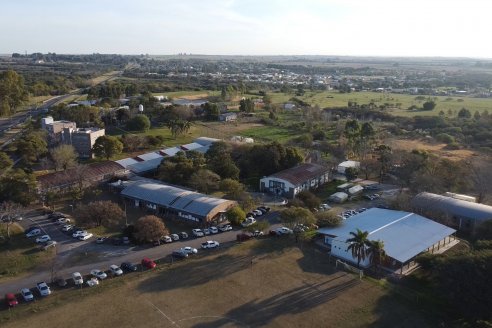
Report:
0,169,36,206
133,215,168,243
366,239,386,275
206,142,239,180
226,206,246,225
422,101,436,111
0,151,13,172
0,70,28,116
0,201,23,239
189,169,221,193
346,229,370,268
15,131,48,165
92,135,123,160
280,207,315,228
157,151,196,185
375,144,392,183
458,107,472,119
345,167,359,181
296,190,321,210
120,134,143,152
219,178,245,199
126,114,150,132
50,144,77,171
166,119,192,139
239,98,255,112
76,201,125,228
315,211,342,227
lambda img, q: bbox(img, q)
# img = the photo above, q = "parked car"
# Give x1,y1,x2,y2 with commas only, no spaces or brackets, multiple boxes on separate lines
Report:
36,282,51,296
237,233,251,242
55,277,67,287
203,228,211,235
192,229,204,237
141,257,156,269
90,269,108,280
56,217,71,225
5,293,18,307
48,212,65,220
252,209,263,216
61,224,73,232
20,288,34,302
170,233,180,241
201,240,220,249
26,229,42,238
161,235,173,243
241,217,256,227
209,226,219,234
86,277,99,287
43,240,57,250
72,272,84,285
121,262,137,272
25,226,41,234
79,233,93,241
96,237,107,244
252,230,264,237
246,212,255,218
122,237,130,245
276,227,293,235
110,265,123,276
259,206,271,212
181,246,198,254
218,224,232,232
257,207,267,214
172,250,188,259
36,235,51,243
179,232,189,239
72,230,87,238
319,203,331,210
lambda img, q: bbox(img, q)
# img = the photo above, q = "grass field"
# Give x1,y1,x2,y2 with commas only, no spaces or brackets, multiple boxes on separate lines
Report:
0,224,55,282
0,238,440,327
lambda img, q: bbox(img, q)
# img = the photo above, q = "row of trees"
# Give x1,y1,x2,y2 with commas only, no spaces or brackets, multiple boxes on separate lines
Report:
0,70,28,117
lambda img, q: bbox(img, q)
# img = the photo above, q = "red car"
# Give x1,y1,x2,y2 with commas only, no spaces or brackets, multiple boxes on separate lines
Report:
5,293,18,307
141,257,156,269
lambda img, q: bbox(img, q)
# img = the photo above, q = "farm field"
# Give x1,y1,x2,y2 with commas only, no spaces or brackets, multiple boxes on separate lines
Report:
0,239,440,328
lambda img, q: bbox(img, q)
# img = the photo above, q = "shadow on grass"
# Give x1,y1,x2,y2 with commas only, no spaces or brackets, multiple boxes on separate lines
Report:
191,278,360,328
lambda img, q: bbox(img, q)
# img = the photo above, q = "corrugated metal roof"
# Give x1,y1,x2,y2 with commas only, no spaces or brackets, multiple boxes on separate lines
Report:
127,157,163,174
193,145,210,154
136,152,164,161
412,192,492,222
160,147,182,157
267,163,328,186
115,158,140,169
194,137,220,146
318,208,456,263
181,142,203,151
120,180,234,217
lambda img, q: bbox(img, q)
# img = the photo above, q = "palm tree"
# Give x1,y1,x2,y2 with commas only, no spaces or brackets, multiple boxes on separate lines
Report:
346,229,370,268
367,239,386,276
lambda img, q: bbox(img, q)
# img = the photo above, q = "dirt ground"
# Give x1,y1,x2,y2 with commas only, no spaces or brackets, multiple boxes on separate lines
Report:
1,239,436,328
388,138,476,160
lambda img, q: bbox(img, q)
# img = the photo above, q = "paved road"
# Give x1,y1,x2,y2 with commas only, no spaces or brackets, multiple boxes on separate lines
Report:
0,211,280,297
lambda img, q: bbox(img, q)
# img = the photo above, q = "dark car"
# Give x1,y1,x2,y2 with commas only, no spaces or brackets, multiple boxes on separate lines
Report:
121,262,138,272
25,226,41,234
172,250,189,259
236,233,251,242
49,212,66,221
5,293,18,307
178,232,189,239
55,277,67,287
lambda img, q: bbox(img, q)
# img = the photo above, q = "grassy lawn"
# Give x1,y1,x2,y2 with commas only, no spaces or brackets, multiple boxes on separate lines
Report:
240,125,300,143
0,238,441,327
153,90,220,99
0,224,55,282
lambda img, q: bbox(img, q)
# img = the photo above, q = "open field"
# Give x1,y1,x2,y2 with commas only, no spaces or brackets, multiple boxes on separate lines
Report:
153,90,220,99
0,239,440,328
0,224,55,282
387,138,477,161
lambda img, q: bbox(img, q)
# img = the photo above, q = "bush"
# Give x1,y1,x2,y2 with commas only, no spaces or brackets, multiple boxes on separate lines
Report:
226,206,246,225
315,211,342,227
422,101,436,111
435,133,455,144
126,114,150,131
475,240,492,250
296,190,321,210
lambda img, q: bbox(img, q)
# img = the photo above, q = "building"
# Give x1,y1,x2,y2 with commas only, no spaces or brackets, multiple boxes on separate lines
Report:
119,178,237,225
41,117,77,145
337,160,360,174
63,127,105,158
328,192,348,203
283,103,296,110
37,161,127,194
411,192,492,232
219,112,237,122
318,208,457,274
259,163,330,198
194,137,221,147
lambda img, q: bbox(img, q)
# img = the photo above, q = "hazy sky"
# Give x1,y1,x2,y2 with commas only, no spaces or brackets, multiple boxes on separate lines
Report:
2,0,491,57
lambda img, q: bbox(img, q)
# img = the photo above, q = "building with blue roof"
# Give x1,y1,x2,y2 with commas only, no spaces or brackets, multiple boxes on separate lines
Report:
318,208,457,273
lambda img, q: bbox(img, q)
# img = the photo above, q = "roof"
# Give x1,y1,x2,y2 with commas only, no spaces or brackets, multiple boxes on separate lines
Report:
194,137,220,146
37,161,125,190
318,208,456,263
412,192,492,222
136,152,164,161
127,157,163,174
193,145,210,154
264,163,328,186
181,142,203,151
120,180,236,218
115,158,140,169
338,160,360,168
160,147,182,157
329,192,348,200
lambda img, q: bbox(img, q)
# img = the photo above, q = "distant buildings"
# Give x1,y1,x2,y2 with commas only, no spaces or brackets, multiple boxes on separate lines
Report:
219,112,237,122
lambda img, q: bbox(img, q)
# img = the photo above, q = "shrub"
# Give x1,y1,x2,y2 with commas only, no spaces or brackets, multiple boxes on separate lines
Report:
435,133,455,144
315,211,342,227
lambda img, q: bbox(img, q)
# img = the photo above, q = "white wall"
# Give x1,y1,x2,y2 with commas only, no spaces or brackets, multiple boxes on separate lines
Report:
331,239,370,268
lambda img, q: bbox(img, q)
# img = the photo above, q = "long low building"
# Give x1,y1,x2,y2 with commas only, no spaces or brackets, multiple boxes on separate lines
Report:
318,208,457,274
119,179,237,226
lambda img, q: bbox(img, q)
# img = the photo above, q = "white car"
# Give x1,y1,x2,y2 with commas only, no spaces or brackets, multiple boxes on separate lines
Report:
241,217,256,227
192,229,204,237
181,246,198,254
36,235,51,243
36,282,51,296
79,233,93,241
252,209,263,216
61,224,73,232
209,226,219,234
218,224,232,232
161,235,173,243
109,264,123,276
43,240,57,250
91,269,108,280
72,272,84,285
170,233,180,241
203,228,211,235
86,277,99,287
20,288,34,301
201,240,220,249
56,217,71,225
26,229,41,237
276,227,294,235
72,230,87,238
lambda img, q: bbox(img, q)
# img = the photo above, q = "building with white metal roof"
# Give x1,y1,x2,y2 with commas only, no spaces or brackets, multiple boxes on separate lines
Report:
136,152,164,161
318,208,457,272
194,137,220,147
181,142,204,151
120,179,237,225
115,157,140,169
160,147,183,157
127,157,164,174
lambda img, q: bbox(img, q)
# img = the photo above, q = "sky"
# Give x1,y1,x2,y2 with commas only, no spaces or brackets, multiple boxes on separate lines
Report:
1,0,492,58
